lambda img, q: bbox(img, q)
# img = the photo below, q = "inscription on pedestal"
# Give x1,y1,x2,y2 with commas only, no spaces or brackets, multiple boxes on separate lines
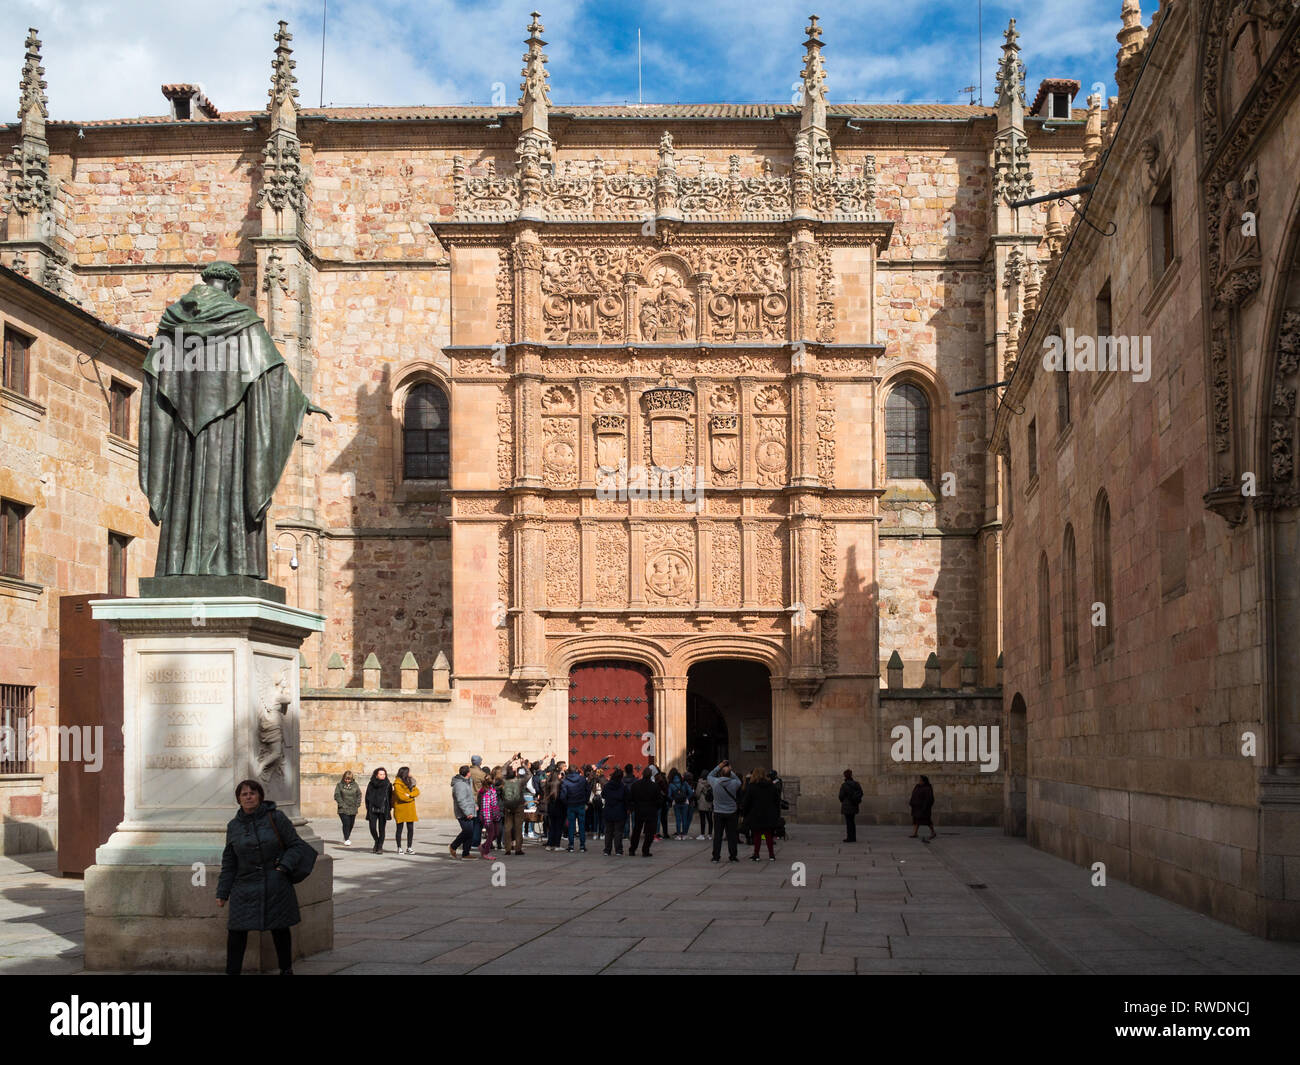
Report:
139,651,235,808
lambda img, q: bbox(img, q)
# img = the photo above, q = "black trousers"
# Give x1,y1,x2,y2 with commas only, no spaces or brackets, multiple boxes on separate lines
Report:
698,810,713,835
339,813,356,841
659,804,670,836
712,812,739,859
843,813,857,842
226,928,292,975
629,811,656,855
603,817,625,854
368,815,388,847
395,822,414,847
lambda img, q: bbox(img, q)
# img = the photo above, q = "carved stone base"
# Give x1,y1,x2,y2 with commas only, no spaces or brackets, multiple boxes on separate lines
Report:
85,596,329,970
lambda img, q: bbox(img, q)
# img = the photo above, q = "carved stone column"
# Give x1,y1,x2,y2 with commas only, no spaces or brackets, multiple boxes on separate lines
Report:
512,510,549,706
655,676,688,773
788,234,818,342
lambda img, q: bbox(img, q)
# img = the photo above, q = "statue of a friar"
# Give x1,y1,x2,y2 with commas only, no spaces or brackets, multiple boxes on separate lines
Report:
139,262,329,592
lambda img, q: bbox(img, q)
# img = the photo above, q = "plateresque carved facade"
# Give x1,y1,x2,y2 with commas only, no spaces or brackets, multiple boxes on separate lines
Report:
0,14,1090,832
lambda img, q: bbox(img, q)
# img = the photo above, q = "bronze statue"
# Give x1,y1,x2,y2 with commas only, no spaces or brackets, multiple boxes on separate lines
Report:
139,262,330,585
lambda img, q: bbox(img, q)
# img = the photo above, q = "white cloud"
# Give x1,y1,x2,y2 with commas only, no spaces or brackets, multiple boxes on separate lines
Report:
0,0,1126,121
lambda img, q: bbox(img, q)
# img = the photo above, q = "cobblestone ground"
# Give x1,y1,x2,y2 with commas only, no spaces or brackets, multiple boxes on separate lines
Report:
3,822,1300,974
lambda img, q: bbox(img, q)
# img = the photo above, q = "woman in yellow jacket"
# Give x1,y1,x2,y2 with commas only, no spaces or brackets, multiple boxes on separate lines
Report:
392,766,420,854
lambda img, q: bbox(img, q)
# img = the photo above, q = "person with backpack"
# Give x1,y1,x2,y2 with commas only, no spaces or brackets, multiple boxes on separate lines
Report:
500,766,527,855
839,768,864,843
392,767,419,854
668,769,693,839
601,768,629,856
560,765,590,852
365,767,394,854
695,773,713,840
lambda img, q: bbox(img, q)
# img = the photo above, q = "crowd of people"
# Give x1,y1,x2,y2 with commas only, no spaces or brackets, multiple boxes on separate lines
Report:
331,758,940,859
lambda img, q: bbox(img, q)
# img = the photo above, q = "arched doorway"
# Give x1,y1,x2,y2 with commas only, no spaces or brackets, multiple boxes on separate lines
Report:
567,660,653,770
1004,692,1027,836
686,660,771,779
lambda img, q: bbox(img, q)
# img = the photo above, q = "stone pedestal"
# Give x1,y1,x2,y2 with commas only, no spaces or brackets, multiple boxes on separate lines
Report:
84,596,330,971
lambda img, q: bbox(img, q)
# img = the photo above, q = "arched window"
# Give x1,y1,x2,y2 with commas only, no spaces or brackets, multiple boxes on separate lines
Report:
1093,489,1113,652
1038,552,1052,678
885,383,931,480
403,383,450,480
1063,524,1078,668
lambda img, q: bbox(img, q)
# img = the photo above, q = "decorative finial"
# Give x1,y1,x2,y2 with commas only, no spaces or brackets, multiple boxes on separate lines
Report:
994,19,1026,111
519,10,551,136
1116,0,1148,74
18,27,48,126
800,14,828,127
268,20,300,118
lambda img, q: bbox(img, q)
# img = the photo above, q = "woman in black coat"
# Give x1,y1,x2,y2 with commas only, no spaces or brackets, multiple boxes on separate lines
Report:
366,767,394,853
741,767,781,861
909,775,936,840
216,778,311,975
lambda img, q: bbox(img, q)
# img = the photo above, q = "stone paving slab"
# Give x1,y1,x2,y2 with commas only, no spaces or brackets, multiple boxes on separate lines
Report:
4,824,1300,974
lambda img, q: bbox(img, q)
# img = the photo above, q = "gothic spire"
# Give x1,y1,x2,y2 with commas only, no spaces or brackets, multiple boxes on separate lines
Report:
17,27,48,137
994,18,1026,124
268,20,300,132
800,14,828,135
519,10,551,138
1115,0,1148,100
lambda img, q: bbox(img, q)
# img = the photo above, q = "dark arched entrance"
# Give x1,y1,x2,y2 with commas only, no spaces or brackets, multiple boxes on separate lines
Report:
567,660,653,770
686,660,771,779
686,691,728,777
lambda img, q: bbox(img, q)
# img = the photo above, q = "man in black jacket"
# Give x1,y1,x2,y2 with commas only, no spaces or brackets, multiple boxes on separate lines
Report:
628,768,661,857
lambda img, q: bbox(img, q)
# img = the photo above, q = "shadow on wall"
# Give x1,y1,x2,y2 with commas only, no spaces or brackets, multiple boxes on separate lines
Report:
323,365,454,688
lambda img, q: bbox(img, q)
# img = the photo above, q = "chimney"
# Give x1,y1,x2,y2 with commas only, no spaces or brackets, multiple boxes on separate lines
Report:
1029,78,1081,120
161,83,220,121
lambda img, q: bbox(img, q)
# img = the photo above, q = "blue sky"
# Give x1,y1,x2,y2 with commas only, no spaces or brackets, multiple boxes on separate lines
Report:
3,0,1127,120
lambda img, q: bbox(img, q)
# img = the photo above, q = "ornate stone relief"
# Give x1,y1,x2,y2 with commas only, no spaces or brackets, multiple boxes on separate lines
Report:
497,524,512,671
644,523,695,604
753,385,789,488
1214,161,1262,307
819,522,839,671
816,380,837,487
546,523,581,604
594,524,629,606
1269,309,1300,505
711,522,742,607
541,384,579,489
496,394,514,489
755,524,786,606
453,152,875,222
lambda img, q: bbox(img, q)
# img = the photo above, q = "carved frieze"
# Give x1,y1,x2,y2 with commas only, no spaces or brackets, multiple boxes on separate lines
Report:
755,523,786,606
820,521,839,671
1269,309,1300,498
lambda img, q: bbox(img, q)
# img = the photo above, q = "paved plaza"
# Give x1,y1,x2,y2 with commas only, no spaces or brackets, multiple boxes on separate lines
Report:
3,823,1300,975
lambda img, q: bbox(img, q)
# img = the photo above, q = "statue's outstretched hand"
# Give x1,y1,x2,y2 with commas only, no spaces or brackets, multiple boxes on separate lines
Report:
307,402,333,422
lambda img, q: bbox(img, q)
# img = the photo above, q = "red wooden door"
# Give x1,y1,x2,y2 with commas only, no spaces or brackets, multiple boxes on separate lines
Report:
567,660,654,771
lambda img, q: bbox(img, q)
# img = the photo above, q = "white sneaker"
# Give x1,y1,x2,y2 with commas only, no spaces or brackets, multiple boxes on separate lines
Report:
406,847,413,854
696,834,705,840
343,839,352,846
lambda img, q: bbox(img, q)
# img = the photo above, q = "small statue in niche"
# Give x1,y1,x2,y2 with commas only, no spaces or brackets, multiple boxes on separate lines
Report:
255,667,293,782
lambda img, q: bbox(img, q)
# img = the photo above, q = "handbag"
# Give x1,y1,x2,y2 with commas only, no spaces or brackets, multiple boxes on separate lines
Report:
267,810,318,884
